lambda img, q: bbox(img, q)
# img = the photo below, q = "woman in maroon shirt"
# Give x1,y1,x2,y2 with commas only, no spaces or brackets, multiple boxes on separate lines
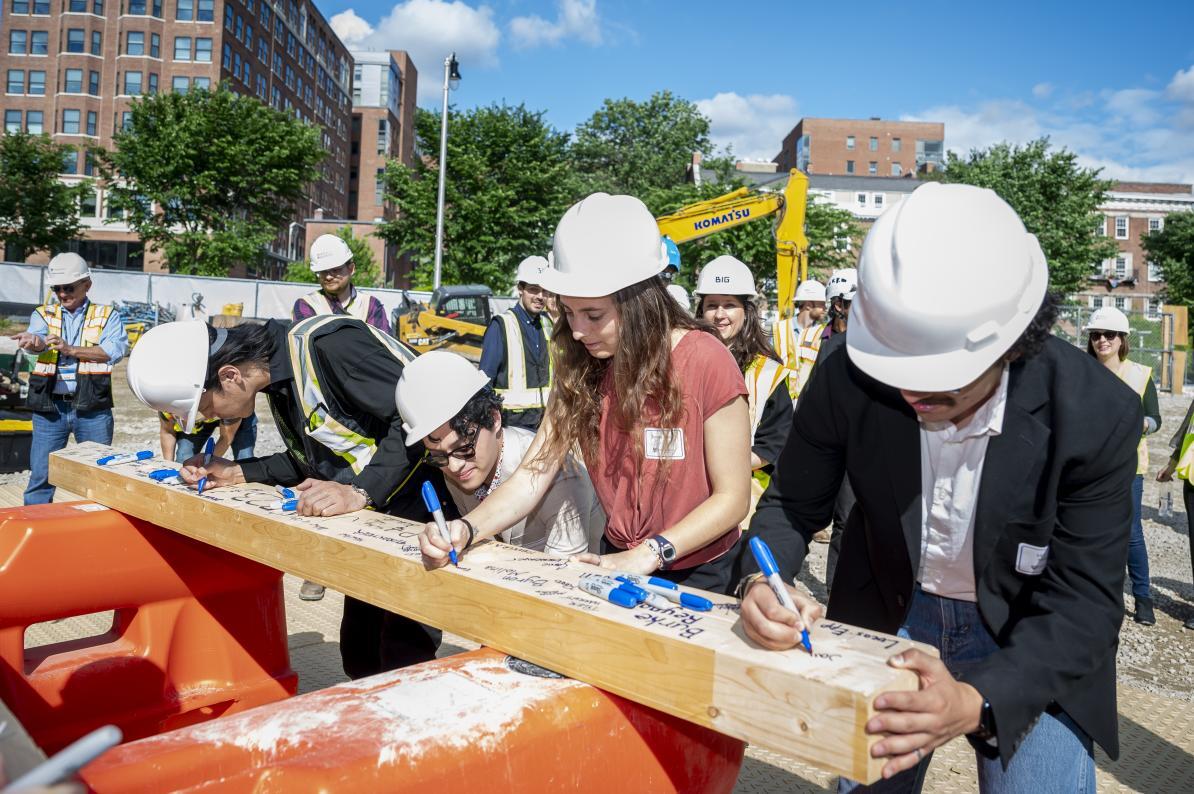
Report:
417,193,752,594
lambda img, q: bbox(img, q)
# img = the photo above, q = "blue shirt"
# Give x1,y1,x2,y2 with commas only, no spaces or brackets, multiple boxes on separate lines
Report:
479,303,547,381
27,300,130,394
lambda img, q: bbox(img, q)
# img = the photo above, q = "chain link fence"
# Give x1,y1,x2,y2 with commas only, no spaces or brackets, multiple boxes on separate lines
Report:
1054,303,1176,390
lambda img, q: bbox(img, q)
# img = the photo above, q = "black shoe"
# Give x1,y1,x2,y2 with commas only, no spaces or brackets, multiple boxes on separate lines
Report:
1133,597,1156,626
1184,616,1194,631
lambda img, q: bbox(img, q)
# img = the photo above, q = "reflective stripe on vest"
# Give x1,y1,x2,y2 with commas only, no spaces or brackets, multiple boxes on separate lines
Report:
495,310,553,411
32,302,114,381
287,315,418,474
792,322,828,400
745,355,787,444
161,411,219,435
772,318,799,372
299,289,371,322
1116,359,1152,475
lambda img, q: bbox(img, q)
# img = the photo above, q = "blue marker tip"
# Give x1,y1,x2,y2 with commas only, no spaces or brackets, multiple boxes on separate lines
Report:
800,628,813,654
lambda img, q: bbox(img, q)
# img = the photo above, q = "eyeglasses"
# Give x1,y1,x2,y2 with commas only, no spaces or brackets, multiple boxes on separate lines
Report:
1088,330,1122,342
425,427,480,468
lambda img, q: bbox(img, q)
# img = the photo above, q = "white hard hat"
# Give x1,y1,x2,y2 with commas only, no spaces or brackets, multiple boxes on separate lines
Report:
826,269,858,302
515,255,548,286
1083,307,1130,335
395,351,492,444
665,284,691,311
540,193,668,298
794,279,826,303
309,234,353,273
847,183,1048,392
126,320,209,433
46,252,90,286
694,255,757,297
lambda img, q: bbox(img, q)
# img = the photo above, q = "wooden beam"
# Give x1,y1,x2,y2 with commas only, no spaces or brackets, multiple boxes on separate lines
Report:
50,443,933,783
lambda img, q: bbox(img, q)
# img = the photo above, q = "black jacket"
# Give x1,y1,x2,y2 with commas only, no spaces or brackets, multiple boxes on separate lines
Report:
746,333,1141,766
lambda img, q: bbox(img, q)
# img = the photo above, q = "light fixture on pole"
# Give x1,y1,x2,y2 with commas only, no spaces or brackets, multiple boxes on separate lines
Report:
432,53,461,289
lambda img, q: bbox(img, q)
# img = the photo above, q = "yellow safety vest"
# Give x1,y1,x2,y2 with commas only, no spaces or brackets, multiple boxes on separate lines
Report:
298,289,371,322
772,317,800,390
496,310,554,411
1116,359,1152,475
743,354,789,529
792,322,828,400
288,315,418,474
161,411,219,435
32,302,114,380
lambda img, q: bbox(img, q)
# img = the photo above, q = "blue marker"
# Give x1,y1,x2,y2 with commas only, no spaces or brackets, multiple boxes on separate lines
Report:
420,480,458,566
269,498,298,512
97,450,153,466
196,436,215,495
580,573,658,606
148,468,183,484
749,536,812,654
614,572,713,611
577,576,639,609
275,485,296,499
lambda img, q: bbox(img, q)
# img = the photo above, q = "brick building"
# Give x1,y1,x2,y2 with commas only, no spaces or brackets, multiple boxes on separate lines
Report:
1078,181,1194,318
0,0,353,277
774,117,945,177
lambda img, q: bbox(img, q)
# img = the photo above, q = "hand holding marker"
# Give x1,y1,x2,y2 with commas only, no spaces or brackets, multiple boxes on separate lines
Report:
421,480,458,566
749,536,813,654
196,436,215,495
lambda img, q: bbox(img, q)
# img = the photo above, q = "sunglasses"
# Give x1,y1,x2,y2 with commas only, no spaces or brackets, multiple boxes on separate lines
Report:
425,427,480,468
1088,330,1122,342
52,283,79,295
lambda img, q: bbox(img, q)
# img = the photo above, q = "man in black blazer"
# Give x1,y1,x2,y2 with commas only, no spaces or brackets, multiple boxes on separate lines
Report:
741,183,1140,792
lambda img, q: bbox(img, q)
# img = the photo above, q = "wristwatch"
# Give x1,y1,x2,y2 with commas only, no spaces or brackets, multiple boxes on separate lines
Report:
971,698,996,742
648,536,678,570
350,485,374,509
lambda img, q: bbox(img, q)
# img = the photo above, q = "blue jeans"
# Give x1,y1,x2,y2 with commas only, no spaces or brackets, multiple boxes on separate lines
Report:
174,414,258,463
1127,474,1151,600
25,399,114,505
840,587,1095,794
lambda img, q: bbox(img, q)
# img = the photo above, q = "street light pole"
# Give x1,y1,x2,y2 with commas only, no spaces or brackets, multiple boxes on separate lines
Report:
432,53,460,289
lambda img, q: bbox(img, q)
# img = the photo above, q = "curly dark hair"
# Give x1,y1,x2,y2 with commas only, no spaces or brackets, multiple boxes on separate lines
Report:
1003,292,1060,363
449,386,504,437
204,323,277,391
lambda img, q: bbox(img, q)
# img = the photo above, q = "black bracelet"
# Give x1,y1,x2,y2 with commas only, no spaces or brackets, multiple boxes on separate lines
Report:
460,518,476,550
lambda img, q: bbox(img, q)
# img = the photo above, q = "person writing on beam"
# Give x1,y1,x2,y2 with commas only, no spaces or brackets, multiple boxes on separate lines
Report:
418,193,752,594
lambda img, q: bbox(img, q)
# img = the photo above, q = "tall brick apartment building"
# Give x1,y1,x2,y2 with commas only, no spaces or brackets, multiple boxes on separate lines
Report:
774,117,945,177
0,0,353,276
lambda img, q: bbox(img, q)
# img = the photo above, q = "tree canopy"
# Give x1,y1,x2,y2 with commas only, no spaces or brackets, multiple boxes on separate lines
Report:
0,133,87,259
98,85,325,276
1143,210,1194,306
283,225,383,287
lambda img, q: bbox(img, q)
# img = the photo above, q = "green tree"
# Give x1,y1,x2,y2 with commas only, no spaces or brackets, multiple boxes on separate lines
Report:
0,133,88,259
98,85,325,276
283,225,383,287
930,138,1117,295
571,91,712,196
379,103,577,290
1143,210,1194,305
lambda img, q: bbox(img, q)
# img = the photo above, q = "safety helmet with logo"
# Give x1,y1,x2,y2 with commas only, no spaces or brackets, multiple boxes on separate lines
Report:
1083,306,1131,335
662,236,681,272
46,252,91,287
540,193,669,298
847,183,1048,392
794,279,826,304
694,255,757,297
126,320,210,433
309,234,354,273
514,255,548,287
826,269,858,302
395,351,492,443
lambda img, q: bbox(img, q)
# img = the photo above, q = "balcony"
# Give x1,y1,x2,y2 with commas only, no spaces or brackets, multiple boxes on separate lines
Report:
1089,268,1137,288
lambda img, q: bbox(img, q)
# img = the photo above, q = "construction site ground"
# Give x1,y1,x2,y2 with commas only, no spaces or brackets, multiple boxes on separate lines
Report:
7,361,1194,792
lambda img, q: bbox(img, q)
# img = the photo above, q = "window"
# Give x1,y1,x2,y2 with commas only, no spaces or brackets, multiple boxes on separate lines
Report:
197,0,212,21
129,0,146,13
88,69,99,94
64,68,83,92
172,75,189,92
25,110,42,133
260,3,269,24
9,30,27,54
869,136,878,151
257,37,267,62
123,70,142,94
856,192,867,206
233,51,241,75
64,28,84,53
80,186,97,216
845,135,855,150
91,30,102,55
1148,260,1162,282
127,31,145,55
1094,217,1105,236
4,110,20,133
86,109,96,135
69,0,86,10
224,4,232,27
176,0,192,20
28,70,44,94
195,37,211,62
32,0,47,11
377,117,388,154
868,161,877,175
892,137,901,152
1091,296,1104,309
1114,255,1127,277
1114,296,1128,311
235,14,243,40
93,0,103,12
193,76,210,90
845,159,855,174
1148,217,1163,234
147,72,157,93
1148,298,1161,319
62,108,81,134
62,148,79,173
241,61,250,84
891,163,902,176
1114,216,1128,239
271,85,280,108
255,72,266,98
874,193,884,209
6,70,23,93
174,36,191,60
245,24,252,49
31,30,48,54
222,42,231,68
273,51,282,74
120,110,133,129
150,32,160,57
11,0,29,12
375,168,385,204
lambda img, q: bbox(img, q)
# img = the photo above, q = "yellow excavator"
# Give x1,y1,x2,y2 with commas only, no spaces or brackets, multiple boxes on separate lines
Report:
655,169,810,320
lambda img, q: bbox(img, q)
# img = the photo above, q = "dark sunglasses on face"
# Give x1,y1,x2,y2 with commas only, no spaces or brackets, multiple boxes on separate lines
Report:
52,283,79,295
425,427,480,468
1088,330,1122,342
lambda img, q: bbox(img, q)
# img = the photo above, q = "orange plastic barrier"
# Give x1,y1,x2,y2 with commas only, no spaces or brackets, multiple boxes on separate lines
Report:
82,648,745,793
0,502,297,754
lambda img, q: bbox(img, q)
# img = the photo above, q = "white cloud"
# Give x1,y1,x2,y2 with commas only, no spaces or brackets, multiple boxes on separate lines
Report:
509,0,602,49
1167,65,1194,104
1104,88,1161,127
695,92,800,161
903,100,1043,158
1032,82,1053,99
334,1,502,102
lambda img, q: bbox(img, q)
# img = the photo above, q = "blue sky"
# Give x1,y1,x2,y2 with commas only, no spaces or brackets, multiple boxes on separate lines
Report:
323,0,1194,183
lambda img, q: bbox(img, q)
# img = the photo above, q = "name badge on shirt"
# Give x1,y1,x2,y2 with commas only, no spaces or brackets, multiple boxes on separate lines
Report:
644,428,685,460
1015,542,1049,576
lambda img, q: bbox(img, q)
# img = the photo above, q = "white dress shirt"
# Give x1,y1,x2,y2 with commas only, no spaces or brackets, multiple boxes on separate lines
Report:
447,425,606,556
917,367,1010,602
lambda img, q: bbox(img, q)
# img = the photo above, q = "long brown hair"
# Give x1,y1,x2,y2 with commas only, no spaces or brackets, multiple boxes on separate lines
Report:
539,276,715,467
696,294,781,372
